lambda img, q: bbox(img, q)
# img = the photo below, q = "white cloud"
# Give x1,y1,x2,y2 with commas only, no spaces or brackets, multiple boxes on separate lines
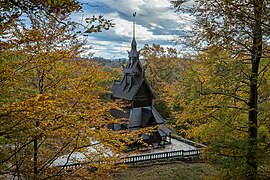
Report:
145,0,171,8
99,0,146,14
75,0,190,59
149,23,164,29
108,12,177,41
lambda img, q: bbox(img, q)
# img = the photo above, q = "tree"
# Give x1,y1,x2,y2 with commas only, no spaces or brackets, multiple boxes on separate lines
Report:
0,3,132,180
0,0,80,31
141,44,184,121
0,1,114,36
171,0,270,178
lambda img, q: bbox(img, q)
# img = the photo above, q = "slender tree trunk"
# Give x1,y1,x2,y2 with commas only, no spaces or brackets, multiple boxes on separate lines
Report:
247,64,259,179
34,121,39,179
247,1,262,179
15,146,21,180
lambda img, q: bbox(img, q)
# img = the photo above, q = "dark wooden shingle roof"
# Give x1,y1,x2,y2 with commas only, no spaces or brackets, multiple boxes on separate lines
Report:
111,60,154,101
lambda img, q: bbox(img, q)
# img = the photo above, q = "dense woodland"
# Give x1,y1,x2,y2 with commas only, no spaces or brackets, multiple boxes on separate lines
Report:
0,0,269,179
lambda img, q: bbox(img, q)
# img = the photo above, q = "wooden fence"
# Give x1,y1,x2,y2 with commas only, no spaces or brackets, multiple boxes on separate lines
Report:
121,149,202,164
59,149,202,169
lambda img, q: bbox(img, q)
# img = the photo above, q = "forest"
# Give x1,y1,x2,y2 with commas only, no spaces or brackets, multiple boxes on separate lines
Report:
0,0,269,179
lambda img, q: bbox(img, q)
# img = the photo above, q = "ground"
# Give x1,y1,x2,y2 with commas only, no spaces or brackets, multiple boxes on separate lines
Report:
147,138,196,152
113,162,218,180
130,138,197,157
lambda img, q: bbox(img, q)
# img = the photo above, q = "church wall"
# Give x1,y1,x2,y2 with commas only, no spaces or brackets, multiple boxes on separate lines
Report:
132,82,153,107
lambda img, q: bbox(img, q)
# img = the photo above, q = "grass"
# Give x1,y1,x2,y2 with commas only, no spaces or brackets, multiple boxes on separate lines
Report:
113,162,219,180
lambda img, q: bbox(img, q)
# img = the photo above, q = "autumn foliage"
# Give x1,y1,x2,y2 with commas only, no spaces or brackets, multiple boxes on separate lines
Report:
0,2,131,179
142,41,270,178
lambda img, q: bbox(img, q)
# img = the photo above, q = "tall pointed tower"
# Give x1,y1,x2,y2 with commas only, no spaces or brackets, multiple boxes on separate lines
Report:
111,14,172,147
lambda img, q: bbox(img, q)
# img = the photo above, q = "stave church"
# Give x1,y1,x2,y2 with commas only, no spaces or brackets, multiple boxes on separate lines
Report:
110,14,172,148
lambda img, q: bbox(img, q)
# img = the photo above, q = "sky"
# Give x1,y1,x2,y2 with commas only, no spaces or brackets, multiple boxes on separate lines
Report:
72,0,193,59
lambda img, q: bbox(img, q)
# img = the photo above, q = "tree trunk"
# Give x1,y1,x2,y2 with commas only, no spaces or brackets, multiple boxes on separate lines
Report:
34,121,39,179
247,64,259,179
34,138,38,179
247,1,263,179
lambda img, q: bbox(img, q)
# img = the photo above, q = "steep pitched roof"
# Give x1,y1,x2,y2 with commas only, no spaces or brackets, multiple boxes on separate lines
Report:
112,75,143,101
110,107,129,130
152,107,166,124
128,108,142,128
111,80,121,95
111,62,155,101
128,107,152,128
157,124,173,137
110,107,130,119
128,106,169,129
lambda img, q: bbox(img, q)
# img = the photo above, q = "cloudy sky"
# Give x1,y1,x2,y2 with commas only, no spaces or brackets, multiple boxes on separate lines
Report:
72,0,192,59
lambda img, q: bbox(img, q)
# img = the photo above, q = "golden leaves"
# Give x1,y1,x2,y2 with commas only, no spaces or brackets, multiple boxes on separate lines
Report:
0,53,132,178
0,15,128,180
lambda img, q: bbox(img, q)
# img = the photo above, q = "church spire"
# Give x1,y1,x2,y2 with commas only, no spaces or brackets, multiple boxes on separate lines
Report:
129,12,139,58
133,12,136,40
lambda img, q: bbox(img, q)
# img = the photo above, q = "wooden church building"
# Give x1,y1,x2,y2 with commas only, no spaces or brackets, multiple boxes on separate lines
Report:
111,15,172,147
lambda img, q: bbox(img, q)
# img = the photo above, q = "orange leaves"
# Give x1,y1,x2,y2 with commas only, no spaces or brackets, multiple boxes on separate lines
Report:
1,15,128,180
0,52,130,178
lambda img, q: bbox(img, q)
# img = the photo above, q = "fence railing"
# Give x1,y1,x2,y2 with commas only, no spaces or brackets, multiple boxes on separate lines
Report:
60,162,83,170
121,149,202,164
58,149,202,170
